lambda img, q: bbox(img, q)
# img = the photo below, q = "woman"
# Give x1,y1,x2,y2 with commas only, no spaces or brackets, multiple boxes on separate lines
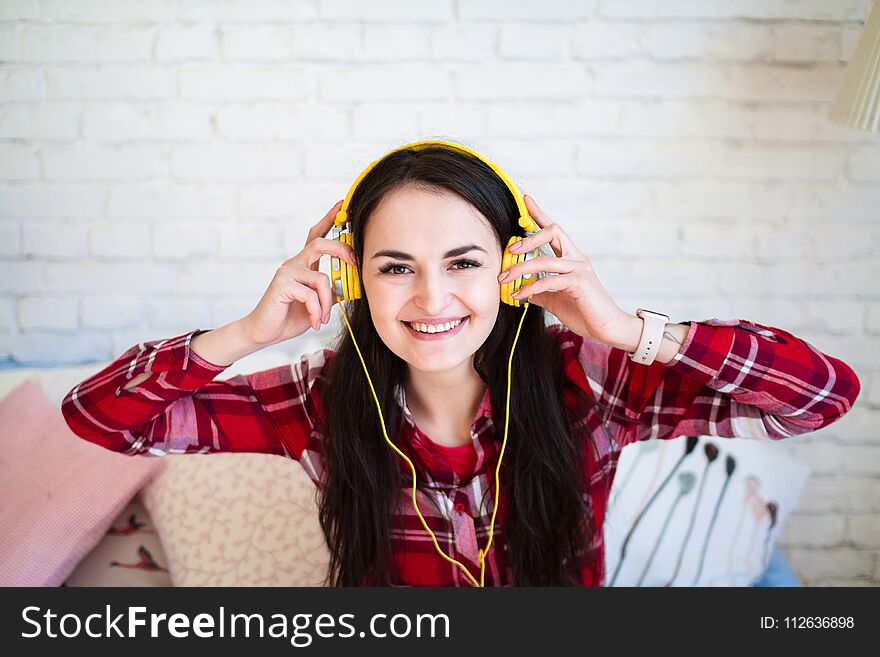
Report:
62,144,861,587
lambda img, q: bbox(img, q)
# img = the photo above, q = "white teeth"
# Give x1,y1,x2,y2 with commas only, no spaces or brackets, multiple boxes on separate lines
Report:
409,318,463,333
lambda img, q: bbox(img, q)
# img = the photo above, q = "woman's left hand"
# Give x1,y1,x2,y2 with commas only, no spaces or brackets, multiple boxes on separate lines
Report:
499,194,630,345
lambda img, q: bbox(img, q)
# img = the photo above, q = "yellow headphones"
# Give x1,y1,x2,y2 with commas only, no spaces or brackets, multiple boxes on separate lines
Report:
328,140,542,587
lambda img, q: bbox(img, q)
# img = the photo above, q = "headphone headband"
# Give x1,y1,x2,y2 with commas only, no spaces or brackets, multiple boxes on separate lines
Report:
333,139,537,234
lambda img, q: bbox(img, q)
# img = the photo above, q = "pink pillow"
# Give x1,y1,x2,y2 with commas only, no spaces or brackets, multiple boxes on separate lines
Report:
0,380,163,586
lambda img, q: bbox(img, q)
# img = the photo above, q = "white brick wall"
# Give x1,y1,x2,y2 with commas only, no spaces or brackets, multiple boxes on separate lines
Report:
0,0,877,585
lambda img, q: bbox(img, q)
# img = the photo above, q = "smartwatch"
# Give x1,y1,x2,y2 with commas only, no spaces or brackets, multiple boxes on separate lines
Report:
629,308,670,365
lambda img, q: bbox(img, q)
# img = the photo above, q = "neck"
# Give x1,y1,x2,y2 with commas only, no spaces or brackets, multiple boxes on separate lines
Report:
404,358,487,445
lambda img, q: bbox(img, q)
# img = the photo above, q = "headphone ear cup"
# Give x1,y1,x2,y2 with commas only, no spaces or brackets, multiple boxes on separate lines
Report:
340,232,362,301
500,236,527,307
332,232,362,301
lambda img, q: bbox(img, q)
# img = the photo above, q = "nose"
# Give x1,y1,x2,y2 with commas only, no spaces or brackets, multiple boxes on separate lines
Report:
413,268,456,317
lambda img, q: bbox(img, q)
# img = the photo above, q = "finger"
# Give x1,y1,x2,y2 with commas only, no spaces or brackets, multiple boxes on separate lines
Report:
284,279,323,331
297,268,336,324
523,194,551,228
510,271,574,301
510,218,581,260
498,255,576,283
299,236,357,272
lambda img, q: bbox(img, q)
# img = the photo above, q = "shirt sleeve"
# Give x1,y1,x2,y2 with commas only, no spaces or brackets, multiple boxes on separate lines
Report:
553,318,861,445
60,328,333,461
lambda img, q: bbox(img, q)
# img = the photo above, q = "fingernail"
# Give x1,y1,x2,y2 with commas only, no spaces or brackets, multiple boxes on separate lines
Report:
498,270,509,282
509,242,522,252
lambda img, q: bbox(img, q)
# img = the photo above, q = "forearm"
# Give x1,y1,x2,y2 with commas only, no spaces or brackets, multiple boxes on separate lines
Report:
605,313,689,365
190,319,264,367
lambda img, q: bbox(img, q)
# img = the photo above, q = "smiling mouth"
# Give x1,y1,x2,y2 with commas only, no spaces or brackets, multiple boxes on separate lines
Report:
402,316,468,334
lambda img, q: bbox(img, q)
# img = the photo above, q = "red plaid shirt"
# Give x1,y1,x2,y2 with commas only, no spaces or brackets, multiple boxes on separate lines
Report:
61,319,861,586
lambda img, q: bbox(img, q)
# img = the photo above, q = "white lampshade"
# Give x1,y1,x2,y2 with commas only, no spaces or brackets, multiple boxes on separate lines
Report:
829,0,880,133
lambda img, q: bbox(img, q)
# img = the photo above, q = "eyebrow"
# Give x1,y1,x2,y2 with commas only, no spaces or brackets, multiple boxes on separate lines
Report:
370,244,488,261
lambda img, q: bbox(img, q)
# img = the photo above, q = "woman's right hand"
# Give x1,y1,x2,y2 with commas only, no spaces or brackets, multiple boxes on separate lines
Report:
238,200,359,347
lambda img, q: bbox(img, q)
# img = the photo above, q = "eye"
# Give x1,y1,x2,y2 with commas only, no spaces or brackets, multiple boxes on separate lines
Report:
379,259,482,276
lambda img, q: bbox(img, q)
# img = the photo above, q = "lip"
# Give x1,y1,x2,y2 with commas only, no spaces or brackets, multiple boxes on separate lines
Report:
402,316,469,341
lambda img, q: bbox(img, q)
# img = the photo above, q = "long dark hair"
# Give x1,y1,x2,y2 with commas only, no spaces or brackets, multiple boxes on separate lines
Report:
318,143,622,586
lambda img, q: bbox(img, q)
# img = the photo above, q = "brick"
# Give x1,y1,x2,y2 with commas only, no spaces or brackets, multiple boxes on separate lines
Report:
145,298,211,332
0,103,79,139
798,300,865,335
577,141,717,178
773,24,844,63
320,0,453,22
291,25,361,61
22,221,87,258
45,65,175,100
177,262,273,295
430,25,496,62
597,1,869,21
0,1,38,20
10,332,111,367
865,372,880,407
654,182,787,221
419,107,485,141
0,24,20,61
152,222,217,260
456,64,586,100
459,0,590,21
171,145,299,182
847,149,880,183
0,145,39,179
216,105,347,141
178,0,317,21
614,221,678,256
500,25,569,60
18,296,78,331
38,0,178,22
108,184,235,221
777,514,846,548
221,25,292,61
571,23,639,59
352,106,420,141
618,100,753,139
44,263,176,293
0,66,44,101
42,147,168,181
362,25,432,61
320,68,450,102
179,66,310,102
20,25,154,63
83,103,214,141
217,222,287,259
753,224,814,263
680,222,755,259
787,547,874,580
0,298,14,332
711,146,846,182
156,26,220,62
88,223,152,259
846,515,880,548
797,478,880,514
241,181,342,220
303,142,394,182
0,262,42,293
0,223,20,256
81,296,143,330
485,140,576,177
640,23,775,61
868,303,880,334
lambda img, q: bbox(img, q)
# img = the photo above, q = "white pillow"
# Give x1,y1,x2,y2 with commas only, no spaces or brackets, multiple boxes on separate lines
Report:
603,435,810,587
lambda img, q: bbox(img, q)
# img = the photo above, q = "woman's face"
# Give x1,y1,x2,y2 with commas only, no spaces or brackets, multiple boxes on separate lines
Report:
360,184,503,374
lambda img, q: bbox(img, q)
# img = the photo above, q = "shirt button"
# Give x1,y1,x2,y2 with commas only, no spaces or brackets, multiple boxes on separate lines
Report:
454,502,465,513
